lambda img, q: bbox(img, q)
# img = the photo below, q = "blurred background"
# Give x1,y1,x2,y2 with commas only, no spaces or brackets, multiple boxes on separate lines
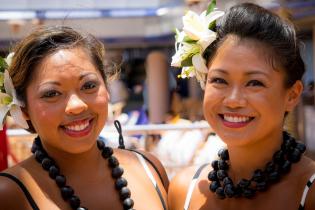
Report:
0,0,315,178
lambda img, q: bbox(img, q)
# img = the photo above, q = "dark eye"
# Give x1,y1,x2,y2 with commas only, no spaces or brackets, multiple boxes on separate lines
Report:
41,90,61,98
247,80,265,87
209,77,227,84
82,81,97,90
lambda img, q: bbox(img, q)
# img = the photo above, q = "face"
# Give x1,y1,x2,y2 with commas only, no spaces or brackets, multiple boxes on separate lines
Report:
24,47,109,154
203,36,302,147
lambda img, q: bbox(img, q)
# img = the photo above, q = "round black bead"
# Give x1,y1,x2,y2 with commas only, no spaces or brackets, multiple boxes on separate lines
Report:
49,165,60,179
209,181,220,192
35,150,45,162
296,142,306,153
208,170,218,181
112,166,124,178
215,187,225,199
42,158,54,170
239,179,251,188
218,149,229,161
120,186,131,200
280,160,291,173
222,177,233,187
252,169,264,182
217,170,227,180
242,188,255,198
61,186,74,200
255,181,267,191
224,184,235,198
69,195,81,209
115,177,128,190
123,198,134,209
211,160,219,170
218,160,229,170
288,148,301,163
265,162,275,173
268,171,279,182
273,150,284,164
55,175,66,187
102,147,113,159
31,143,40,154
97,140,105,150
108,156,119,168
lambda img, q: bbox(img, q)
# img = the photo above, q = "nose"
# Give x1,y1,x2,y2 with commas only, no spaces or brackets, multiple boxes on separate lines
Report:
223,86,247,109
65,94,88,115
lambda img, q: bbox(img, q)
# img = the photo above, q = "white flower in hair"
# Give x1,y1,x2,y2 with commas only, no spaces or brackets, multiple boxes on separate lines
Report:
0,54,28,130
171,0,224,89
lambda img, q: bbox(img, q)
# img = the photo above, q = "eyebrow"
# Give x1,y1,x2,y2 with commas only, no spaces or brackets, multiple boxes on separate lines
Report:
39,72,98,87
210,68,269,77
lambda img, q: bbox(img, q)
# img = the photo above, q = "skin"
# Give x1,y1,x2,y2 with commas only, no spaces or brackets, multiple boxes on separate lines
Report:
0,47,169,210
168,36,315,210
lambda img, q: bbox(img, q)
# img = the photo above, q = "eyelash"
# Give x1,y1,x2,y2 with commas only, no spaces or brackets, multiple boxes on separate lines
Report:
209,77,227,84
41,90,61,98
81,81,98,90
246,80,265,87
209,77,265,87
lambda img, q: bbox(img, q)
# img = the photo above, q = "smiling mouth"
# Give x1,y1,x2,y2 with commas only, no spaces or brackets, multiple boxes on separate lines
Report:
218,114,254,129
60,118,93,137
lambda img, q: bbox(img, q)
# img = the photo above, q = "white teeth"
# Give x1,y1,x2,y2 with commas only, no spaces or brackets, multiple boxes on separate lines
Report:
224,115,250,123
65,121,89,131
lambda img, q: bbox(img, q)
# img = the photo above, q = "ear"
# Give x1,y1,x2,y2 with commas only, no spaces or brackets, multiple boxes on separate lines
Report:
285,80,303,112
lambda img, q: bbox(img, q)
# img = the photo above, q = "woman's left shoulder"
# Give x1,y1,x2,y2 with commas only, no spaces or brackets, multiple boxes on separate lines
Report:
118,149,169,191
296,156,315,210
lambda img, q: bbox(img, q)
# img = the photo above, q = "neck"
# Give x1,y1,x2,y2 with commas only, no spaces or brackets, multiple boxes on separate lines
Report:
40,141,104,178
228,130,283,182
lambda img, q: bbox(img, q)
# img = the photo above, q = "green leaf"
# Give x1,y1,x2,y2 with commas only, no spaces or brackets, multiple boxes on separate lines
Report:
209,20,216,30
0,57,8,73
206,0,216,16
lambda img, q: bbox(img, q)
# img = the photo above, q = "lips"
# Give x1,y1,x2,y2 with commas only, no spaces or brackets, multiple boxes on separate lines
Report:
219,114,254,128
61,118,94,137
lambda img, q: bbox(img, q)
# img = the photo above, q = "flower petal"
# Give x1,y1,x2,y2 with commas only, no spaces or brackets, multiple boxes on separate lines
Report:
9,105,28,129
0,105,10,130
204,11,225,27
192,54,208,73
4,70,14,97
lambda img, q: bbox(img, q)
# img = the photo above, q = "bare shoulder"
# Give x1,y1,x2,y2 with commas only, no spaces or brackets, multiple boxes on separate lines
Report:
0,162,34,209
129,149,169,191
299,156,315,210
168,166,198,210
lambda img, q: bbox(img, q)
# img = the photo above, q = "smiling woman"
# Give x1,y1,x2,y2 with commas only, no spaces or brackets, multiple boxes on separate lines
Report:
168,2,315,210
0,26,169,210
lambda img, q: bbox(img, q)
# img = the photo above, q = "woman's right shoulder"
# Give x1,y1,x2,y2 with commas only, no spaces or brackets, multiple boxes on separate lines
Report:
168,166,202,210
0,160,35,209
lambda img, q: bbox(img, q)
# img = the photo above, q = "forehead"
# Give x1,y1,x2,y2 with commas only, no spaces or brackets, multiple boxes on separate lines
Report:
210,35,282,73
33,48,98,80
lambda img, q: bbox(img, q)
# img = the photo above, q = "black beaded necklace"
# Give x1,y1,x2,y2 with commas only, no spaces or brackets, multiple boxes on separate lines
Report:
208,131,306,199
31,120,134,210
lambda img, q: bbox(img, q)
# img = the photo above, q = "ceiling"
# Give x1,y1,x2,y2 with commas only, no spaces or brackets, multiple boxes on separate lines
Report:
0,0,314,49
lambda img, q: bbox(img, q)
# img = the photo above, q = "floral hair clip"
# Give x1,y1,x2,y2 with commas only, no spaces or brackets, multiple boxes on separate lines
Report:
0,53,28,130
171,0,224,89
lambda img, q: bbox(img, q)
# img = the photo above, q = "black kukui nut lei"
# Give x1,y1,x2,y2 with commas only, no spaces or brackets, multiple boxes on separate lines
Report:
208,131,306,199
31,137,135,210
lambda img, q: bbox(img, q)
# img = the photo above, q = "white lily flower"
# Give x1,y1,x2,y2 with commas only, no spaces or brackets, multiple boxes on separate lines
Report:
183,10,224,52
5,52,15,66
0,70,28,129
171,42,201,67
